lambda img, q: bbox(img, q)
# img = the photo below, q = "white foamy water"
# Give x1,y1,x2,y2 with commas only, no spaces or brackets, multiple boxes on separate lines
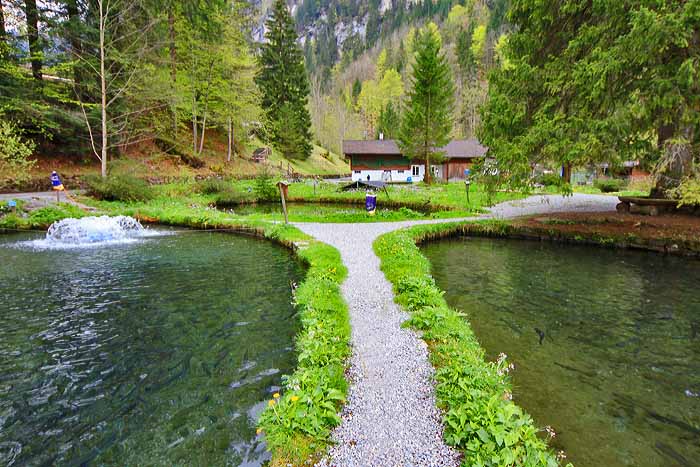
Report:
14,216,167,250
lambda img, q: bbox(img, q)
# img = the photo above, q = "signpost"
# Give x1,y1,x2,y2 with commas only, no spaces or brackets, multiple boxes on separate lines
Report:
277,181,289,224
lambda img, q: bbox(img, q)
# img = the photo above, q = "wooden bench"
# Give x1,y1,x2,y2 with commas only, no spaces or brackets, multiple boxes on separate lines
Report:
616,196,680,216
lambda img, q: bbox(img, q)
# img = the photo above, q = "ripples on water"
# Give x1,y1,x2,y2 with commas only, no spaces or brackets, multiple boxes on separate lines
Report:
0,231,304,466
422,237,700,467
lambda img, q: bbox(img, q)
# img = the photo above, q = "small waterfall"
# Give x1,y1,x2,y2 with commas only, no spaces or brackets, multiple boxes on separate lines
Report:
18,216,164,249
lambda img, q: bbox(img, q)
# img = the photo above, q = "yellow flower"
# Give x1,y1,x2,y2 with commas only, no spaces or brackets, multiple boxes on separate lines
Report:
256,428,262,435
268,400,275,407
290,395,299,402
273,393,280,399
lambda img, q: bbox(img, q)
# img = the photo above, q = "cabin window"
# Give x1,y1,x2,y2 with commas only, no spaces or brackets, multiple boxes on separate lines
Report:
397,170,404,174
354,170,361,174
412,166,420,176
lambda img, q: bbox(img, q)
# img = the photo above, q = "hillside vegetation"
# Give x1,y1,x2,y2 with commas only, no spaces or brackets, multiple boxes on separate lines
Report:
301,0,508,155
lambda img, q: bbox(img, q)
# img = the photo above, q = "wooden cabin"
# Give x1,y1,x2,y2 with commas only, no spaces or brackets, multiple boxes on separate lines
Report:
343,139,487,182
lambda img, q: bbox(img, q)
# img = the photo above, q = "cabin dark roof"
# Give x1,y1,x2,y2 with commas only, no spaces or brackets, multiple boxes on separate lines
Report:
441,139,488,159
343,139,487,159
343,140,402,155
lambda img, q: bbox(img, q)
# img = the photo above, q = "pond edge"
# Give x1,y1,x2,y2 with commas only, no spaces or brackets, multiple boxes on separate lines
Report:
413,220,700,258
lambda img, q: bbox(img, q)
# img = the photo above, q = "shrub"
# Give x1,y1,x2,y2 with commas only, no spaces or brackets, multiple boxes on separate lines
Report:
1,204,85,230
594,178,625,193
214,188,255,207
85,174,153,202
675,176,700,207
254,169,278,202
28,204,85,227
536,173,562,187
196,178,230,195
0,120,36,185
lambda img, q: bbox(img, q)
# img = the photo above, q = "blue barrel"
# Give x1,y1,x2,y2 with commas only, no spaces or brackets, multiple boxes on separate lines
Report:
365,193,377,214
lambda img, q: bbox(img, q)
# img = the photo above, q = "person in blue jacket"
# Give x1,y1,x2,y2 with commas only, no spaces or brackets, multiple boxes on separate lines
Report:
51,171,64,202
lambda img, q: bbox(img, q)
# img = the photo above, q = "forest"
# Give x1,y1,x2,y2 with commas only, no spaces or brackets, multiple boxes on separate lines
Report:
0,0,259,181
0,0,698,199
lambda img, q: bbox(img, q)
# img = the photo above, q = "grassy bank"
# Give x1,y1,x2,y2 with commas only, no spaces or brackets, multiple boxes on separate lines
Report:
0,203,87,230
76,178,523,223
0,200,351,467
375,222,570,467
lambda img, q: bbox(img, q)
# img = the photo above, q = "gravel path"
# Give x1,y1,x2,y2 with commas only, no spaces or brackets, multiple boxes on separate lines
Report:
0,190,94,211
293,194,617,467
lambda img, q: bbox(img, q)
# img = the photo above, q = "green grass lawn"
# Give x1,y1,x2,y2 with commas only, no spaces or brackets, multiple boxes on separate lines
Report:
79,179,524,224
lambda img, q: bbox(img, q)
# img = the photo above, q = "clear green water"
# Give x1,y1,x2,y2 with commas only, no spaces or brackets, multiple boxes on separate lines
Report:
0,231,304,466
422,238,700,467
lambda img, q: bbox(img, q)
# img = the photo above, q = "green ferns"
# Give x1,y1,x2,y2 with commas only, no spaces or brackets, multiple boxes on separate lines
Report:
375,224,570,467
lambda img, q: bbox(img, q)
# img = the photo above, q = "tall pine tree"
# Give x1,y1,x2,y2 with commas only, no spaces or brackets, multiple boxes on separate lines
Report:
398,23,455,184
256,0,313,160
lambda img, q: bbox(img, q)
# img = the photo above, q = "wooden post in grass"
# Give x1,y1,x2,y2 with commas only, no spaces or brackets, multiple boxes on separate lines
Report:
277,181,289,224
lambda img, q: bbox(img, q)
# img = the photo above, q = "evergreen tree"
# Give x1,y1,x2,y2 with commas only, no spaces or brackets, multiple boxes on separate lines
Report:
398,23,455,184
256,0,313,160
352,78,362,103
366,9,381,48
377,102,400,139
480,0,699,196
456,24,476,79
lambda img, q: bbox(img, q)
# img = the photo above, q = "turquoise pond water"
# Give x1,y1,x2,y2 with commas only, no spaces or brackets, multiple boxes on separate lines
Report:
422,237,700,467
0,230,304,466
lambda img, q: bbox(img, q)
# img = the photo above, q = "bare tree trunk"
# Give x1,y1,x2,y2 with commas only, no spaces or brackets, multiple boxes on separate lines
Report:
198,111,207,154
651,126,694,199
424,93,432,184
562,163,572,184
227,117,233,162
169,9,176,82
426,152,431,184
192,93,197,156
196,60,214,155
169,7,177,137
99,0,107,177
65,0,82,87
24,0,42,80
